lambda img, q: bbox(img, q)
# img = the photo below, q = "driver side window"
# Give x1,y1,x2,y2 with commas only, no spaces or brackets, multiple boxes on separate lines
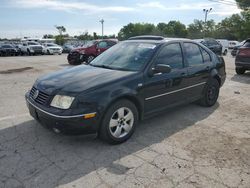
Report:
155,43,184,69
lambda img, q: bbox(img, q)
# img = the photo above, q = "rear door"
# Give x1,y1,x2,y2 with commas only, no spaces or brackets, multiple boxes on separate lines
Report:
183,42,212,100
143,42,189,114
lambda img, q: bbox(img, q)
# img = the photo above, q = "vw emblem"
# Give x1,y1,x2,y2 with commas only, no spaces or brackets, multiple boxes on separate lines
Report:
33,90,39,99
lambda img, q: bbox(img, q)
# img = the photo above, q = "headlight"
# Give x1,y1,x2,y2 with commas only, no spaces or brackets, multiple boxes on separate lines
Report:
50,95,75,109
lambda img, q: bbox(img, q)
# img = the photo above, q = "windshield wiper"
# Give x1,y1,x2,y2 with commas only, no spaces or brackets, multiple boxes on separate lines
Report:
90,64,113,70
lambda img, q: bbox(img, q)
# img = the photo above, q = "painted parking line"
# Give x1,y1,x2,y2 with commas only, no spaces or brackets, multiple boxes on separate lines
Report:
0,113,30,121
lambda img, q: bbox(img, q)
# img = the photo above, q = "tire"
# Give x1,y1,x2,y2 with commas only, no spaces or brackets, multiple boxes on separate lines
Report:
47,50,51,55
27,49,31,56
99,99,138,144
199,79,220,107
223,49,227,56
236,68,245,75
86,55,95,64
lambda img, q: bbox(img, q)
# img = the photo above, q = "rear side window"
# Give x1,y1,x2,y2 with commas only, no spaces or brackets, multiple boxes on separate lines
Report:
155,43,183,69
243,41,250,47
184,43,203,66
200,47,211,63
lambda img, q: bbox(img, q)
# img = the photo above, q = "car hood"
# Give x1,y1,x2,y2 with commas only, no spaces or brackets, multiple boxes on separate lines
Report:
35,65,136,95
30,45,42,47
47,46,62,49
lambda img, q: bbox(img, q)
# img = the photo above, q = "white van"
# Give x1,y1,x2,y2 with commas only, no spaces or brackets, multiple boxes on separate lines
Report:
217,39,229,55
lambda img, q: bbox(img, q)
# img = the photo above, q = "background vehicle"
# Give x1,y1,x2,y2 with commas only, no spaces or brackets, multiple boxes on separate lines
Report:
26,36,226,144
235,39,250,74
194,38,222,55
0,44,19,56
231,40,246,56
217,39,229,55
62,44,74,53
20,41,44,55
229,41,239,49
67,39,118,65
43,43,63,55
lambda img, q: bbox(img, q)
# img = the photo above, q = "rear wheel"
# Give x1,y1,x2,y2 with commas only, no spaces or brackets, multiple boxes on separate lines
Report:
99,100,138,144
199,79,220,107
236,68,245,75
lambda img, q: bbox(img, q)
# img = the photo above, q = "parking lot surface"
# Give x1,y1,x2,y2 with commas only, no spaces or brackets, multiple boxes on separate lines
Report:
0,54,249,188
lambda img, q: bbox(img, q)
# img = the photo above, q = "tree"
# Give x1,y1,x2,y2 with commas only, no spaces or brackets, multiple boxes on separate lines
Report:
118,23,156,40
166,21,188,37
43,34,54,39
55,25,66,36
235,0,250,10
187,19,204,39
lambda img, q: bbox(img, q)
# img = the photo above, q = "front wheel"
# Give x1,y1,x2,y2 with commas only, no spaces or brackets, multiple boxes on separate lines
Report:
86,55,95,64
199,79,220,107
236,68,245,75
99,100,138,144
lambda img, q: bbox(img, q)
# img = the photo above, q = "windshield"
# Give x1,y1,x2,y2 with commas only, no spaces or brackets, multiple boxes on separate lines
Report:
28,42,39,45
90,42,157,71
81,41,96,48
47,43,57,47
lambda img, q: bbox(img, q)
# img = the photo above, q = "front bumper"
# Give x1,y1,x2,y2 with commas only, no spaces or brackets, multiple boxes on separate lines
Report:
25,94,99,135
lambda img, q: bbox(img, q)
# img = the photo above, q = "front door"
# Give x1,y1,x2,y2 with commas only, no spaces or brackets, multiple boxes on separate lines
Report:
143,43,189,115
96,41,108,55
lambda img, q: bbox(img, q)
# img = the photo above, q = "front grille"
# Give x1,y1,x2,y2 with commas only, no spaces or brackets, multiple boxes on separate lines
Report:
32,46,42,50
29,87,50,105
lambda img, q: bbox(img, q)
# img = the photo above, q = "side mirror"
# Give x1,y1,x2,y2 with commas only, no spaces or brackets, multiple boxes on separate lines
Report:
154,64,171,74
149,64,171,76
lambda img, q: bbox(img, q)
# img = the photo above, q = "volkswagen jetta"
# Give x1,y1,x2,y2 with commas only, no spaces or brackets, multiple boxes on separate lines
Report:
25,36,226,144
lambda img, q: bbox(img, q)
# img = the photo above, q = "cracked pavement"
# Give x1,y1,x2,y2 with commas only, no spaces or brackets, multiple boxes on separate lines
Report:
0,54,249,188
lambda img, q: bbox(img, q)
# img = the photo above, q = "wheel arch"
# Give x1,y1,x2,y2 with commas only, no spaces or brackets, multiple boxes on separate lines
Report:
98,94,143,133
211,69,221,86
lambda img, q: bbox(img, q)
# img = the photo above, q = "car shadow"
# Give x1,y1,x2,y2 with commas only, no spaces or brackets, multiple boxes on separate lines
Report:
231,72,250,84
0,102,219,187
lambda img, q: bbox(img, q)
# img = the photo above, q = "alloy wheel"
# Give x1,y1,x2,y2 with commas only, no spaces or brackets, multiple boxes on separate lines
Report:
109,107,134,138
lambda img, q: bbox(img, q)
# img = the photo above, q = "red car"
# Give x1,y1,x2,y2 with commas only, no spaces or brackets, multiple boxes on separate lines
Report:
235,39,250,74
67,39,118,65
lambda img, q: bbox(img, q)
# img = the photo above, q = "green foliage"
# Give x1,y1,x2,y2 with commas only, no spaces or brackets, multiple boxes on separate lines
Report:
118,10,249,41
118,23,156,40
55,35,65,45
236,0,250,10
118,21,187,40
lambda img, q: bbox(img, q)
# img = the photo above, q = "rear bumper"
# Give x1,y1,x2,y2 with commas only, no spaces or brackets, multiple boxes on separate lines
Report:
25,94,99,135
235,61,250,70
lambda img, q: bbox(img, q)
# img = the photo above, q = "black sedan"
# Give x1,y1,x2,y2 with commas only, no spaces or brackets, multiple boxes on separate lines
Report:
0,44,19,56
25,36,226,144
195,38,222,56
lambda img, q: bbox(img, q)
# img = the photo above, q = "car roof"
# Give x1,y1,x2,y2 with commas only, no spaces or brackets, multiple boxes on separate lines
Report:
127,35,193,44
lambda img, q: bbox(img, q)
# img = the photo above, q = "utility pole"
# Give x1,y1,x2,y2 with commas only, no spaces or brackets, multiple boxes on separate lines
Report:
99,19,104,39
203,8,212,37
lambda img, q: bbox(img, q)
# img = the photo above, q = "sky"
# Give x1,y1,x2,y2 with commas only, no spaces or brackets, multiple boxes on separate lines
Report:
0,0,241,39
